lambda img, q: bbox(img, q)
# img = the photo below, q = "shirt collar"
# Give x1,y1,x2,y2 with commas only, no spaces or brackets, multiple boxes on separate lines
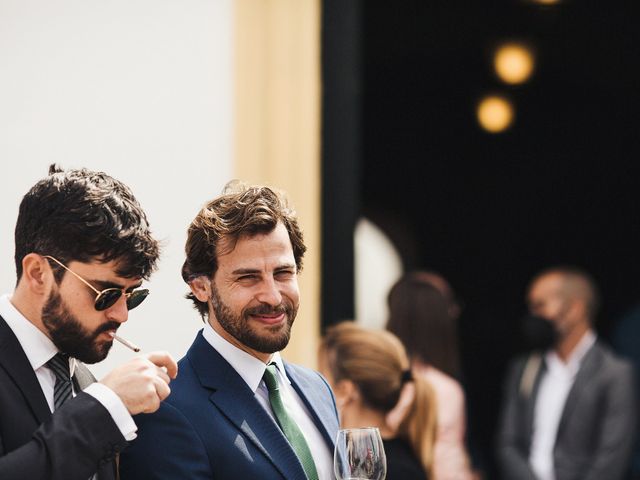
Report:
202,321,288,393
545,329,596,374
0,294,77,375
567,329,596,367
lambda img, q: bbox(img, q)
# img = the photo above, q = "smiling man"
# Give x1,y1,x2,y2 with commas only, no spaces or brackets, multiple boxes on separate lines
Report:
121,182,339,480
0,165,178,480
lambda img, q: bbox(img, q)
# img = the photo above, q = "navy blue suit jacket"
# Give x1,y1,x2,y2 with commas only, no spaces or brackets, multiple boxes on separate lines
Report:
120,330,339,479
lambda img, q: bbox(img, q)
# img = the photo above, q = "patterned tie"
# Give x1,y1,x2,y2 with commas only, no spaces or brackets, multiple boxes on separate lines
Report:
47,352,73,410
263,364,319,480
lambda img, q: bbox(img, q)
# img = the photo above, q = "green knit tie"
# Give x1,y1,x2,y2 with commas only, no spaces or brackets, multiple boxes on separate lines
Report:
263,364,319,480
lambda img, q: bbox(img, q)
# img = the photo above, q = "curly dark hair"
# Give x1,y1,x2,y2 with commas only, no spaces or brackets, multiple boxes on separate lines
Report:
182,181,306,319
14,164,160,282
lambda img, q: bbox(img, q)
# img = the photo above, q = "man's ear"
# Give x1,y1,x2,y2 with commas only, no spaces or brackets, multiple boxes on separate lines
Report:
334,379,359,408
566,298,586,322
20,253,54,294
188,276,212,302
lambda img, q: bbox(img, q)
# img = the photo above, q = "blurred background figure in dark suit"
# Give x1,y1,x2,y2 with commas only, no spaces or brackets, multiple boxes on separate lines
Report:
497,266,637,480
612,304,640,480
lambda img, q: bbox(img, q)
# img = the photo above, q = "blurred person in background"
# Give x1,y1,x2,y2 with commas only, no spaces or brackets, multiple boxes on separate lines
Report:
612,304,640,480
411,271,463,323
497,266,637,480
386,272,473,480
319,321,437,480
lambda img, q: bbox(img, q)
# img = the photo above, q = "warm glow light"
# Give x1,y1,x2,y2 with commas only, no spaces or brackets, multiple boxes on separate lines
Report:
532,0,560,4
476,95,514,133
494,43,534,85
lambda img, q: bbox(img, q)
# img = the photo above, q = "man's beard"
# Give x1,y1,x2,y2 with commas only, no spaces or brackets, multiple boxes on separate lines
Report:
41,290,119,364
211,285,297,354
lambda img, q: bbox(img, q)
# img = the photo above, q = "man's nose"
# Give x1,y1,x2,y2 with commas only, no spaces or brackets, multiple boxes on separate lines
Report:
255,278,283,306
105,294,129,323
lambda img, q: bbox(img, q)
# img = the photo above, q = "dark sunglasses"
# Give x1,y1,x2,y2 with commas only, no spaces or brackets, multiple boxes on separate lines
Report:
44,255,149,311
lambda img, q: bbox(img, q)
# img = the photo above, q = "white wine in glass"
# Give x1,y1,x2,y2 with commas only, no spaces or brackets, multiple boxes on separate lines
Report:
334,427,387,480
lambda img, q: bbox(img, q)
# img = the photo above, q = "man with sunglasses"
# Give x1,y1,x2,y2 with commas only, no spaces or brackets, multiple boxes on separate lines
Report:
0,165,178,480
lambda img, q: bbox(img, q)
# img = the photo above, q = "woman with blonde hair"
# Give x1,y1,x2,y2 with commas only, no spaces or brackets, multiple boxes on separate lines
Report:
319,322,437,479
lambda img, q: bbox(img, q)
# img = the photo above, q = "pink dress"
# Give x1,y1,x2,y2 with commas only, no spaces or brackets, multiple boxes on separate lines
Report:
415,364,472,480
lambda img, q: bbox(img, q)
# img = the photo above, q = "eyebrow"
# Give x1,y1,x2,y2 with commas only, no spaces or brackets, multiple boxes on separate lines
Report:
274,264,296,271
231,264,296,276
231,268,260,276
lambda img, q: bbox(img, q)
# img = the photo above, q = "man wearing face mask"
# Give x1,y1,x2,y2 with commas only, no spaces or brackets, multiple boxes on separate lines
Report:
497,266,636,480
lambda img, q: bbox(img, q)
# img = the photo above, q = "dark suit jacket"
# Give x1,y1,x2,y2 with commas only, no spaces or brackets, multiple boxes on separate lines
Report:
497,340,637,480
120,330,340,479
0,315,127,480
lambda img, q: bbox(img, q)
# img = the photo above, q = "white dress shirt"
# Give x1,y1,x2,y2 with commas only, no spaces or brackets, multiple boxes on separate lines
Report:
0,294,137,440
202,322,334,480
529,330,596,480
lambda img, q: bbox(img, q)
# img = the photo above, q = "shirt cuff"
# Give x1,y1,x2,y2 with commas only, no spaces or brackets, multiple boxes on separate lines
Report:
84,382,138,441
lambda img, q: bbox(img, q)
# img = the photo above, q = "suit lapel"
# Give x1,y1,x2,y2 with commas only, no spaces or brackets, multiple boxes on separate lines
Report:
73,362,97,390
0,315,51,424
517,352,547,442
75,360,115,480
285,362,338,449
522,355,546,445
556,342,601,436
187,333,307,480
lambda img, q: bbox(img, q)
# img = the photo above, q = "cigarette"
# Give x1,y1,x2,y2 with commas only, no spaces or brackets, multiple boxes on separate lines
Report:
114,334,141,352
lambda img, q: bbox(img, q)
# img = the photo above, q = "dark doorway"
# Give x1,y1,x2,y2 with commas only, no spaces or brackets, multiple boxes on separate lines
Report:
323,1,640,478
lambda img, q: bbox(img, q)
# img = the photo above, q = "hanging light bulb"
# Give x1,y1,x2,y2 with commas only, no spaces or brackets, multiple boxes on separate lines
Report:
476,95,515,133
494,42,535,85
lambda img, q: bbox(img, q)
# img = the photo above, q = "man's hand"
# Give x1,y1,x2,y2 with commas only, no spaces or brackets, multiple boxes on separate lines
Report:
99,351,178,414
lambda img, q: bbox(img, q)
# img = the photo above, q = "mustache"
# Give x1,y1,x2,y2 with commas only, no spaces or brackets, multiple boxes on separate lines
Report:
93,320,122,337
244,303,290,316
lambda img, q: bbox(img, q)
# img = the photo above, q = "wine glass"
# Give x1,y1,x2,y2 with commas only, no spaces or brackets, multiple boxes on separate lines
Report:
334,427,387,480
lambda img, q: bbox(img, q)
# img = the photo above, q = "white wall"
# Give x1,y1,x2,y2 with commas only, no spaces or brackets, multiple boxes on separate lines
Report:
354,218,403,329
0,0,233,377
